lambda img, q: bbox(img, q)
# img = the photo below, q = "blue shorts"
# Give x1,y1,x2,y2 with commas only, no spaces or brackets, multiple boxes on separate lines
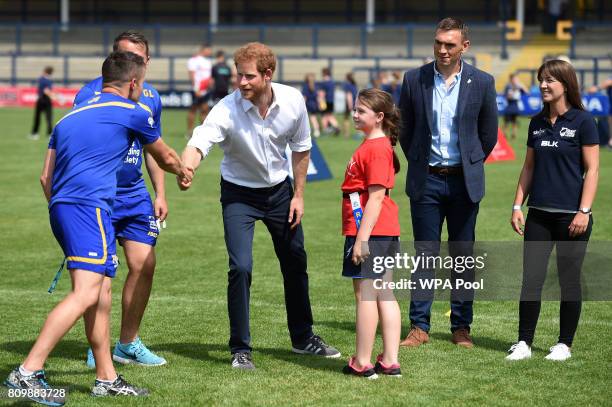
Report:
50,203,118,277
112,194,159,246
342,236,400,279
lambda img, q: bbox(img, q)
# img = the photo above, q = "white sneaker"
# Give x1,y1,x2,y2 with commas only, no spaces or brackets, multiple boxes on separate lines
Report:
506,341,532,360
545,343,571,361
28,133,39,140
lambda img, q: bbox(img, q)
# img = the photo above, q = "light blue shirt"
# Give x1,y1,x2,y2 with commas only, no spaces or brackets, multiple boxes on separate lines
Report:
430,62,462,166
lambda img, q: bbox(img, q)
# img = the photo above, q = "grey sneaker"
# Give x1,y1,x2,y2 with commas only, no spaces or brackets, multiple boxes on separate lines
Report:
292,335,341,358
91,375,149,397
231,352,256,370
4,368,65,406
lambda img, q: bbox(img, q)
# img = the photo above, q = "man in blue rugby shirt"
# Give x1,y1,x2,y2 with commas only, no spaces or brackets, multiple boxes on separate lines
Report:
4,51,191,405
74,31,168,367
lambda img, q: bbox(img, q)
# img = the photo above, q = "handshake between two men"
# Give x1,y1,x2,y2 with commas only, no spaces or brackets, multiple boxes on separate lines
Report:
176,145,202,191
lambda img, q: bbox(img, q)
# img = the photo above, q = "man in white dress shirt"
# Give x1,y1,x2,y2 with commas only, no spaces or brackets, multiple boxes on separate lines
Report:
180,42,340,370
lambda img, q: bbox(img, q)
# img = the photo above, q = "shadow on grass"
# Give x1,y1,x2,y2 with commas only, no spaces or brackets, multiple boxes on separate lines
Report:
428,332,547,353
157,342,345,372
0,401,32,407
257,347,345,373
157,342,227,365
1,340,88,362
318,319,414,338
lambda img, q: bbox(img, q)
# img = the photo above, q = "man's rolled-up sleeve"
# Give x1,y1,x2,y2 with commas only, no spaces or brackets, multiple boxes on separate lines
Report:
288,100,312,152
187,106,227,158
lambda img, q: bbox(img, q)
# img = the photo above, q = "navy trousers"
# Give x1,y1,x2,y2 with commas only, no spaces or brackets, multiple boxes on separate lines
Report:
409,172,479,333
221,177,314,353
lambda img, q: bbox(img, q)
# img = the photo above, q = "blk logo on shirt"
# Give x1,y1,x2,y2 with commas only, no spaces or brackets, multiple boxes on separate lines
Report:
541,140,559,147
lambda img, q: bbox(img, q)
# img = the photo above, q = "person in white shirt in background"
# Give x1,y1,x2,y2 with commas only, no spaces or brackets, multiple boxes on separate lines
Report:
186,44,213,137
179,42,340,370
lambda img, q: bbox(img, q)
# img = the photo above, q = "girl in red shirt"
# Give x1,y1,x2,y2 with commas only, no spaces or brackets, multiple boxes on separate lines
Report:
341,88,401,379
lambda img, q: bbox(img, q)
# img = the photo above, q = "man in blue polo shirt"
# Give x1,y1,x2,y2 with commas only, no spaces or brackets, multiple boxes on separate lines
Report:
4,51,191,405
74,31,169,367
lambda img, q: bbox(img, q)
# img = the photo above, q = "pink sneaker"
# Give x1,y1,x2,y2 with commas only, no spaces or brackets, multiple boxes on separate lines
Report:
342,356,378,380
374,354,402,377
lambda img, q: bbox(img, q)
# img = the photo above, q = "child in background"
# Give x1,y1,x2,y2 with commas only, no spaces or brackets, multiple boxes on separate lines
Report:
342,73,358,138
341,88,402,379
318,67,340,136
302,73,321,137
503,73,528,139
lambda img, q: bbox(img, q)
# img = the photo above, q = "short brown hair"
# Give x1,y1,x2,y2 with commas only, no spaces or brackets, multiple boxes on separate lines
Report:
113,30,149,57
537,59,584,115
233,42,276,74
436,17,469,41
102,51,146,87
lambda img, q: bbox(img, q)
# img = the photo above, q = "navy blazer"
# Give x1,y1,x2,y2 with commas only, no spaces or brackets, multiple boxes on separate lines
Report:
398,61,498,203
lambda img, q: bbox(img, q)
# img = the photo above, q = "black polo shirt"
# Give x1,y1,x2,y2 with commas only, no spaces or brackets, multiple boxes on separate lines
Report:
527,108,599,211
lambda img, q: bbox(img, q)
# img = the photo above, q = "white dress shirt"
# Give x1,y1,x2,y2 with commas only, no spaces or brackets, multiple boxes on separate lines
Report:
188,82,312,188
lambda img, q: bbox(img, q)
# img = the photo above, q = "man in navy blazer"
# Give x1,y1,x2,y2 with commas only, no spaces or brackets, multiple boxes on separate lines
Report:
398,17,498,348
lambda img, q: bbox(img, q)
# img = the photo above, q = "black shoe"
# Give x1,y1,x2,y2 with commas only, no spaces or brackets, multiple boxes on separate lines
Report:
231,352,256,370
4,368,66,406
91,375,149,397
342,357,378,380
374,354,402,377
292,335,341,358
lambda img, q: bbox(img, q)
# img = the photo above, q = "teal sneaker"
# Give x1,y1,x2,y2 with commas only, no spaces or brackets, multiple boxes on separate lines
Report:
4,368,66,406
112,338,167,366
86,348,96,369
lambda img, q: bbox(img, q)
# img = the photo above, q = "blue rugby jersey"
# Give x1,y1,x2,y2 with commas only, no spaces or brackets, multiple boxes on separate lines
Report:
74,76,162,197
49,92,160,212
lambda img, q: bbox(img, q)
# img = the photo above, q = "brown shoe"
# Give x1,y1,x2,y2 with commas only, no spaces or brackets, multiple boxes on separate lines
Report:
400,326,429,347
452,328,473,348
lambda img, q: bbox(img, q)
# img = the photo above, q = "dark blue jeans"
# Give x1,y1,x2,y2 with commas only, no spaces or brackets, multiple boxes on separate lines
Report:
409,172,479,333
221,178,313,353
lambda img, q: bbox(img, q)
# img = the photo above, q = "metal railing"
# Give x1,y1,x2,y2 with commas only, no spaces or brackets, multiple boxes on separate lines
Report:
0,22,506,59
1,54,460,89
568,21,612,59
516,56,611,90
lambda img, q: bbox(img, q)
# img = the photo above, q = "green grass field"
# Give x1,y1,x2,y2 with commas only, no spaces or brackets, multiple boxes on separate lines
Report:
0,107,610,406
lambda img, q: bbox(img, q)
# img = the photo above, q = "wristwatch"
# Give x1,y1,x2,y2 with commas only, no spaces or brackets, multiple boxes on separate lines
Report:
579,207,592,215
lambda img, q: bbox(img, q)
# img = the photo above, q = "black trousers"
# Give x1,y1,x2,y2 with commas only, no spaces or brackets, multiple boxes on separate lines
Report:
221,177,313,353
32,96,53,135
519,208,592,346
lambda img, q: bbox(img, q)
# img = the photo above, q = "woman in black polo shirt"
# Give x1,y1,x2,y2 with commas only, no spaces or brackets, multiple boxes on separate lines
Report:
507,60,599,361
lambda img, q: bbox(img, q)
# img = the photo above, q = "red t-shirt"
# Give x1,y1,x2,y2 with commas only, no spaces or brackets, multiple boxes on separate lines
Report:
341,137,400,236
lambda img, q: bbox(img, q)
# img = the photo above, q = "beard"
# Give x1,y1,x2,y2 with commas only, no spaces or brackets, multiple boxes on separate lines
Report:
240,83,267,102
